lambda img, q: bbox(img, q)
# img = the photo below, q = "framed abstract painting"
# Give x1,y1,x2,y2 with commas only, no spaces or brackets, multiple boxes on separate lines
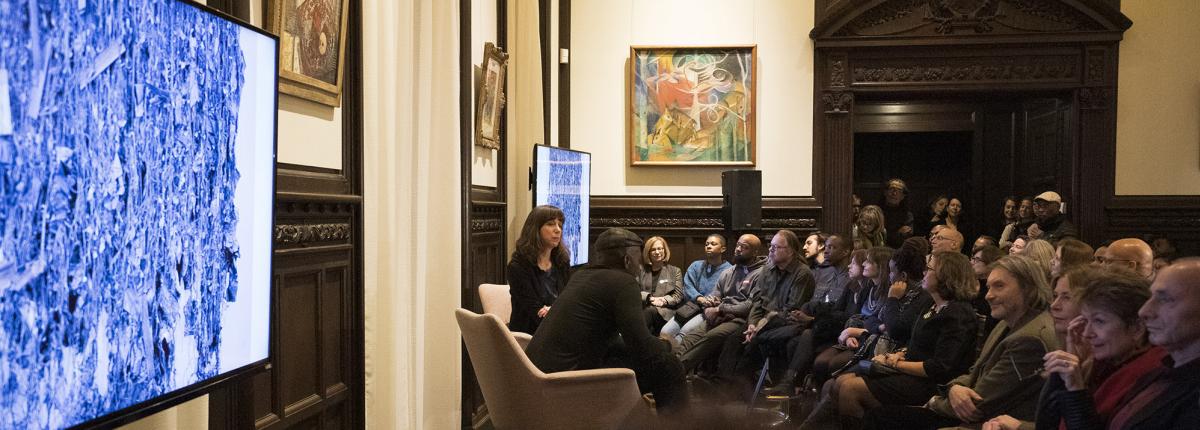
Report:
268,0,350,106
629,45,756,166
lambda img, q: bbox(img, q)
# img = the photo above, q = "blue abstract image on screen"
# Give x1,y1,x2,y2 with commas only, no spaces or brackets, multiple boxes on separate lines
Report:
0,0,276,428
535,146,590,266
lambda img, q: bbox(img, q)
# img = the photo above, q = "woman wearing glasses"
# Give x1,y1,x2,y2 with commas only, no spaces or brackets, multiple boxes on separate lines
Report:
827,252,980,428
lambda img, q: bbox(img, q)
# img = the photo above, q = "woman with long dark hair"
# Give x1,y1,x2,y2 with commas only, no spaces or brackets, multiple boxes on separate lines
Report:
506,205,570,334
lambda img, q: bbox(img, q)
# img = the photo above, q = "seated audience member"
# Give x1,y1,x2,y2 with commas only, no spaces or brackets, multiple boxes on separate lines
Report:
862,255,1059,429
803,231,831,269
1101,238,1156,281
855,205,888,249
718,230,817,387
808,247,897,387
1027,192,1079,244
916,194,949,239
1051,238,1095,279
1091,240,1111,266
852,193,863,223
972,244,1006,332
985,267,1165,430
1020,239,1056,279
676,234,765,373
1149,236,1177,272
766,235,854,395
880,178,915,248
931,226,965,254
975,235,998,251
507,205,570,334
940,197,969,241
662,234,731,340
640,236,684,334
1048,266,1103,345
998,196,1021,248
825,252,980,428
525,228,687,411
1010,235,1029,256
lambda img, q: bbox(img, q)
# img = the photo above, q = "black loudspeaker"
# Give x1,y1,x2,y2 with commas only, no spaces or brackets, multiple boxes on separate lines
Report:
722,170,762,230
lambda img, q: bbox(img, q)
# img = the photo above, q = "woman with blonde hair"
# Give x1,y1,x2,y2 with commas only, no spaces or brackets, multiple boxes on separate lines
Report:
640,236,683,334
855,205,888,249
1020,239,1056,281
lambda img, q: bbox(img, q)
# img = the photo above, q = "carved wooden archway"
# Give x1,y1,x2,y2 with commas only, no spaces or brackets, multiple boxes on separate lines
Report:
812,0,1131,243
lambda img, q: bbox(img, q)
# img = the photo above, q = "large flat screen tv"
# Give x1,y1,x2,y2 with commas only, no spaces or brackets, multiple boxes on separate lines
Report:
533,145,591,266
0,1,277,428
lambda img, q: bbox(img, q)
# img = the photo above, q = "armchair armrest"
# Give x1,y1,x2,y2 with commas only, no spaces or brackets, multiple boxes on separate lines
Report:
512,332,532,350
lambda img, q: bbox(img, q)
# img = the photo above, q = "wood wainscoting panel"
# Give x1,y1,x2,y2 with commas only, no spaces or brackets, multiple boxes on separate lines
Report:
1106,196,1200,258
590,196,822,263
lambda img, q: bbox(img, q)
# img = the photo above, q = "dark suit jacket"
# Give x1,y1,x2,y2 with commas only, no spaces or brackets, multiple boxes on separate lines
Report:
929,311,1061,424
506,257,567,334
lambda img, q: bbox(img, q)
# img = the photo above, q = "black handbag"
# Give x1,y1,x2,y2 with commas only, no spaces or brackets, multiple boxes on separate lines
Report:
673,302,702,322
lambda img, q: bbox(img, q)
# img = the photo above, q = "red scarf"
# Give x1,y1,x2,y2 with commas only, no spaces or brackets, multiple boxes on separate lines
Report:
1093,346,1169,426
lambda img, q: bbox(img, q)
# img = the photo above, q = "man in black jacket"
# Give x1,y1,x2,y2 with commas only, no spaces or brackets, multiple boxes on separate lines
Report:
1026,191,1078,244
525,228,687,411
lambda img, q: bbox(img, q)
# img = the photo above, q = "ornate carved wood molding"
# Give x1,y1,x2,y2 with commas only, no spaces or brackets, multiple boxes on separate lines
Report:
470,218,504,233
823,0,1124,39
852,55,1078,85
823,91,854,113
274,223,353,246
1078,87,1113,110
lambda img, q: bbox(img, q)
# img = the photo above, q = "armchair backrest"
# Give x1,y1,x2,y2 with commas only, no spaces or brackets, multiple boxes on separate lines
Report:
456,308,543,426
478,283,512,324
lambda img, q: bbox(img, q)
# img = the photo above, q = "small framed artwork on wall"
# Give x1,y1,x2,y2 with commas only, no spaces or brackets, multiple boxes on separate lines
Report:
629,45,756,166
268,0,350,107
476,42,508,150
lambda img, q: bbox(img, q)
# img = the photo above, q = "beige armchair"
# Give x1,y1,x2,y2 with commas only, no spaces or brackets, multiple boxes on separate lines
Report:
456,309,653,429
478,283,512,324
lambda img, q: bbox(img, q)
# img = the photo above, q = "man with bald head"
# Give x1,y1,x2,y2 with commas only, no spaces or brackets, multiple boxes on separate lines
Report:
1102,238,1156,280
675,234,767,372
1094,258,1200,427
931,226,965,254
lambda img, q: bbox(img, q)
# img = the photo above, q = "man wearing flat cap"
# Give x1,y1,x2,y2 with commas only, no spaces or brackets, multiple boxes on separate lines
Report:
1026,191,1079,245
526,228,688,412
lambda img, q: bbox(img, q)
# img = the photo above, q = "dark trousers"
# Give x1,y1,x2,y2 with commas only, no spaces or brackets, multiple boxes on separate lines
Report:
678,319,744,373
811,345,854,386
644,306,668,335
720,319,805,381
863,405,959,430
604,340,688,413
782,328,836,382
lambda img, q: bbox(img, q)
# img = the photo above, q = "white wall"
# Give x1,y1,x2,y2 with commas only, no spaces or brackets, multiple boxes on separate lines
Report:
569,0,814,196
1116,0,1200,195
505,0,547,256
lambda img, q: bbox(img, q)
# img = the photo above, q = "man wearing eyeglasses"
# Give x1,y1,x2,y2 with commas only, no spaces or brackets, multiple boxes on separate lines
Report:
1099,238,1156,280
931,227,965,254
1025,191,1078,244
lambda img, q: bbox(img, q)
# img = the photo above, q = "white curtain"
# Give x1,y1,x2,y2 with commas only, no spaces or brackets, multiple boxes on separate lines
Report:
362,0,463,428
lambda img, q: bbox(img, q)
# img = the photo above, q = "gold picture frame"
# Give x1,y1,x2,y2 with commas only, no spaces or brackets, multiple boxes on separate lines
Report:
475,42,508,149
268,0,350,107
629,45,757,166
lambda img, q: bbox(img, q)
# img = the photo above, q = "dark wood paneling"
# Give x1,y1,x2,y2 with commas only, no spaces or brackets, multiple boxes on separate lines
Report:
280,271,322,410
590,196,822,264
1106,196,1200,257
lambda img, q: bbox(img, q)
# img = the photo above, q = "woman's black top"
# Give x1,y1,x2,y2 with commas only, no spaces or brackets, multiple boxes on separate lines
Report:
507,256,568,333
903,300,979,383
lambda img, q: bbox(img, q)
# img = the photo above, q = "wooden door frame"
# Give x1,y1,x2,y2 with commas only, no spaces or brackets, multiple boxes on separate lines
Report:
811,0,1131,245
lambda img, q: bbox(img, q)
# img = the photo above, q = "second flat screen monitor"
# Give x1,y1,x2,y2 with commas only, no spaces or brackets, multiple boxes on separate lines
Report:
533,145,591,266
